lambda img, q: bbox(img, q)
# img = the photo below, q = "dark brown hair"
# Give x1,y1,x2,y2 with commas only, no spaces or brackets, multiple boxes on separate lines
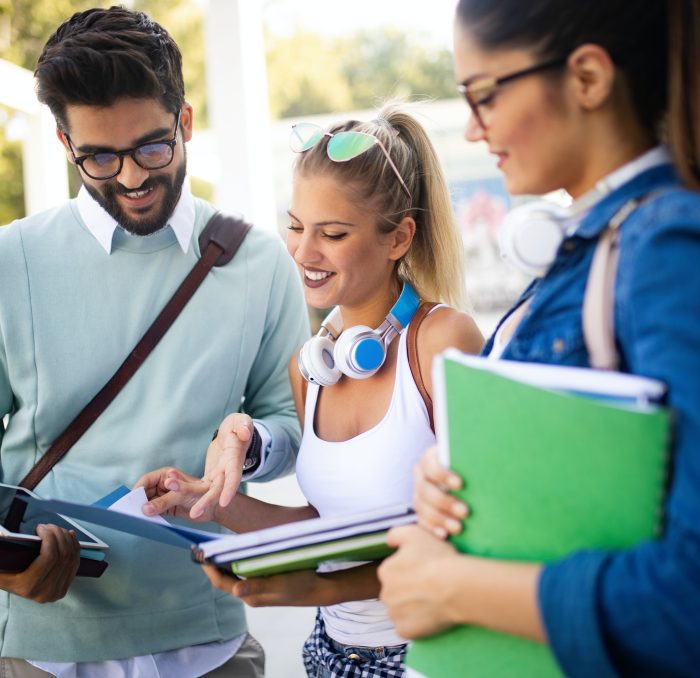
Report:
35,6,185,133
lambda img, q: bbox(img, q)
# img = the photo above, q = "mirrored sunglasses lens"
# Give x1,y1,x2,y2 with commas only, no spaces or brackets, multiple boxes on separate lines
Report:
327,132,375,161
290,123,325,153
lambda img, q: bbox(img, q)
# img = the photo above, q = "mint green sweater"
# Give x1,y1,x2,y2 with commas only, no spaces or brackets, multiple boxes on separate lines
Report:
0,197,309,660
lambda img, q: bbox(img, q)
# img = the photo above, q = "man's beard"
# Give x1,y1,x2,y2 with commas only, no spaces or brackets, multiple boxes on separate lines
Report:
84,158,187,236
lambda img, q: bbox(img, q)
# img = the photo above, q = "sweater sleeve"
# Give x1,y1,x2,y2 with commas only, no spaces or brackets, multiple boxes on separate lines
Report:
539,195,700,676
240,239,310,482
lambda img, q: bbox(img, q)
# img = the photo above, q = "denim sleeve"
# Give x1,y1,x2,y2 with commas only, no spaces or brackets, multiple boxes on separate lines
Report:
539,552,618,678
540,196,700,676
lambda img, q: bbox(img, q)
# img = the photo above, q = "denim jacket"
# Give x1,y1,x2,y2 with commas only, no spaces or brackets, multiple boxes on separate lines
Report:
484,164,700,677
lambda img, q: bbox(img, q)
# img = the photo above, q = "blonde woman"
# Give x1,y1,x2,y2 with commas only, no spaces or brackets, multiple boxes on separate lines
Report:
139,102,483,677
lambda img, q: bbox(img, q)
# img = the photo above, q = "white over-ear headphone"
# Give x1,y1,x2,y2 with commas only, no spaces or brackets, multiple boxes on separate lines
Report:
298,282,421,386
498,149,670,278
498,200,571,278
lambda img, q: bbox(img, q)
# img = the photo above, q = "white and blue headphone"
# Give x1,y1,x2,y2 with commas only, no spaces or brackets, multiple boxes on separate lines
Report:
298,282,421,386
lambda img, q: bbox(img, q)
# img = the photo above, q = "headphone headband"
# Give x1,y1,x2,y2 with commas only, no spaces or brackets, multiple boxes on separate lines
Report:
389,282,421,328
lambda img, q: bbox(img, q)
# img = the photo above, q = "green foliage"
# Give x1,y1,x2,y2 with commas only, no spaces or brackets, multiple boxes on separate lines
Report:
266,27,457,119
339,29,456,109
131,0,207,125
0,0,108,70
266,31,354,118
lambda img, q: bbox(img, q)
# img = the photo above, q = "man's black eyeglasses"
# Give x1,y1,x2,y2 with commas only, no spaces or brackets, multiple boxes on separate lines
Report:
65,112,180,180
458,58,566,129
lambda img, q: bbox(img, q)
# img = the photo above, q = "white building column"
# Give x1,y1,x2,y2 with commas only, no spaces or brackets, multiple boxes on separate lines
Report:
0,58,69,216
204,0,277,232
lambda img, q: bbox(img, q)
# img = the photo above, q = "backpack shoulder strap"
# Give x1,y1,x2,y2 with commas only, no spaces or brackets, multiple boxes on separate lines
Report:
407,301,438,433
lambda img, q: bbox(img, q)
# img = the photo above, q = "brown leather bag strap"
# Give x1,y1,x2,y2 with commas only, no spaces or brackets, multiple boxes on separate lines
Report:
19,212,251,490
407,301,438,433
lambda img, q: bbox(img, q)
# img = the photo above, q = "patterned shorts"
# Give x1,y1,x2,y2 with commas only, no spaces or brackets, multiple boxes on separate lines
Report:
302,610,407,678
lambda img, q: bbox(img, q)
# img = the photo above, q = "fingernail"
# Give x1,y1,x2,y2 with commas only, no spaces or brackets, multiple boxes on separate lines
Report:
190,507,202,519
433,525,448,539
164,480,179,491
452,501,468,518
447,474,462,489
142,504,156,516
446,518,462,534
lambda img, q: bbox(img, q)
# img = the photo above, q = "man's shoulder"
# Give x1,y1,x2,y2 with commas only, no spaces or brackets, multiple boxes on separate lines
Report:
0,201,77,247
193,198,287,258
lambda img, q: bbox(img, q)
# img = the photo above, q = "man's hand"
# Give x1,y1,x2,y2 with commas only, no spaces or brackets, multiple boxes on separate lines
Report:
0,524,80,603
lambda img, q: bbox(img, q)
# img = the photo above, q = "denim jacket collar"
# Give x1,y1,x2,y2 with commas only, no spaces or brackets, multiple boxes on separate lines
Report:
481,163,679,358
574,164,677,240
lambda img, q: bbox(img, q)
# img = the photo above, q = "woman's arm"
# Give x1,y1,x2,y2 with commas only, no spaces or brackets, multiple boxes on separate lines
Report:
137,466,317,530
203,561,381,607
379,526,544,640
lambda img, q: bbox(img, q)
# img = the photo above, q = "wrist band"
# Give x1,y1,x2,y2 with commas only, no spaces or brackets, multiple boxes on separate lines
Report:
242,426,262,472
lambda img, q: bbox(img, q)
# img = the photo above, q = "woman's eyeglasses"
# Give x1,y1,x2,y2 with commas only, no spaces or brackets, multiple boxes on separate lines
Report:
66,112,181,180
458,58,566,129
290,122,412,204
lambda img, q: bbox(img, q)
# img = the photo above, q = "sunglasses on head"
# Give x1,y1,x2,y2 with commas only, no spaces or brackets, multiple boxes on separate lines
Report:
289,122,412,204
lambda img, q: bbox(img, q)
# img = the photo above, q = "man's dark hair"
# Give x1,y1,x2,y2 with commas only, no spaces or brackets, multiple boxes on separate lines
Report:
35,6,185,132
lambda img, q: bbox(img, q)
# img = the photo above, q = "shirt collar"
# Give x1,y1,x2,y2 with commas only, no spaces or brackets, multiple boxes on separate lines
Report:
76,183,195,254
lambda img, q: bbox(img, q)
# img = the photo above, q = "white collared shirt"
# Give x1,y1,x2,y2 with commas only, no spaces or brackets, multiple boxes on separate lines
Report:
75,183,196,254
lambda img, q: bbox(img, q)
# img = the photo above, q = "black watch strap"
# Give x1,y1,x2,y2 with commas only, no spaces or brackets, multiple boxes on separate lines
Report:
242,426,262,472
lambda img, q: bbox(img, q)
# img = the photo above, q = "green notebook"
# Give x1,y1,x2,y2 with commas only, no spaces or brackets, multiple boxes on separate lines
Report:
406,351,670,678
195,504,417,578
229,530,394,577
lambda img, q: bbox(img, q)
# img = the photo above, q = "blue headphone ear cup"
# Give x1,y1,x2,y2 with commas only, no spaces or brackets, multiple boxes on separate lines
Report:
333,325,386,379
498,201,567,278
298,335,341,386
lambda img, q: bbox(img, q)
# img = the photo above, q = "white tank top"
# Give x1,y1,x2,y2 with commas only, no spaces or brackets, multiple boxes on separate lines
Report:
296,315,438,647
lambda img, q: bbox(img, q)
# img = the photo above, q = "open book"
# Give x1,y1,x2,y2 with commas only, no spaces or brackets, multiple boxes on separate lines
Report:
25,488,415,578
406,350,670,678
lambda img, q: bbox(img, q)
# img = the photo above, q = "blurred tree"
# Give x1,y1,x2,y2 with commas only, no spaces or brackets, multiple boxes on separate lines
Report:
266,27,456,119
339,29,456,109
266,31,353,118
132,0,207,125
